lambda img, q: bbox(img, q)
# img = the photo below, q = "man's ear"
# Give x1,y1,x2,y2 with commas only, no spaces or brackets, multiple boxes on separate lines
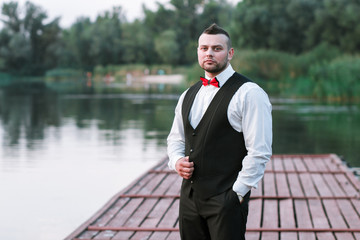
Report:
228,48,234,61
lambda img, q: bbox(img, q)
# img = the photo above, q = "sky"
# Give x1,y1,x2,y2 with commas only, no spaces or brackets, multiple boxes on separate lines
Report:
1,0,239,28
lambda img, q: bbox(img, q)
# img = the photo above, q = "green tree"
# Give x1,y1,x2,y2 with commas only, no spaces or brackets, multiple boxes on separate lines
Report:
122,20,155,64
155,30,179,64
143,2,175,35
0,1,62,75
231,0,301,53
142,2,177,64
230,0,360,54
197,0,234,32
170,0,203,64
89,7,125,66
60,17,94,70
306,0,360,52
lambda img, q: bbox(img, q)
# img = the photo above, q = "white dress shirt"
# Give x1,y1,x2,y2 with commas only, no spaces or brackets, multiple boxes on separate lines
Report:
167,64,272,197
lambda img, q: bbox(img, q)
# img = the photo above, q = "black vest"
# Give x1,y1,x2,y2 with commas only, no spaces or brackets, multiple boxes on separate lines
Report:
181,72,250,199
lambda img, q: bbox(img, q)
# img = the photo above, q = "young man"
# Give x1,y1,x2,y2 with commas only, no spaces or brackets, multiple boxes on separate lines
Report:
167,23,272,240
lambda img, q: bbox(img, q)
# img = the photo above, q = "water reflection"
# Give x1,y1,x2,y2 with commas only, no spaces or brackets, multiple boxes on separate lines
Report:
1,89,359,167
1,89,359,170
272,100,360,166
0,90,177,151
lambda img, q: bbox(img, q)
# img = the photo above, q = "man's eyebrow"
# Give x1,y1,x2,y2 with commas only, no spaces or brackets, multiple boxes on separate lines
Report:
199,44,224,48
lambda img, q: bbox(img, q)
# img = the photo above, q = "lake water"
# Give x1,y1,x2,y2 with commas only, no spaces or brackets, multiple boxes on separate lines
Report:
0,87,359,240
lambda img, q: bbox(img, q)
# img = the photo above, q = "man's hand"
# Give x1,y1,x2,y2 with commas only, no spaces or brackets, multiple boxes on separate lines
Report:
175,156,194,179
237,193,244,204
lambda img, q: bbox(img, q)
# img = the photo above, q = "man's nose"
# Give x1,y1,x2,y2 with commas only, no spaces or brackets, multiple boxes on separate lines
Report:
206,48,214,56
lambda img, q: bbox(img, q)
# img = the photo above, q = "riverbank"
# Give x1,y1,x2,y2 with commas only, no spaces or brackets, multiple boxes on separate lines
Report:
2,52,360,102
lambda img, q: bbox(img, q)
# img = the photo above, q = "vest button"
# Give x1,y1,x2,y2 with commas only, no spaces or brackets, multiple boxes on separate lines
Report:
190,149,193,153
192,132,196,136
191,181,194,184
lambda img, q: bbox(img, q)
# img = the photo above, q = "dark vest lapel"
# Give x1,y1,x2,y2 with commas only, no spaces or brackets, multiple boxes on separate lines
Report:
182,73,250,131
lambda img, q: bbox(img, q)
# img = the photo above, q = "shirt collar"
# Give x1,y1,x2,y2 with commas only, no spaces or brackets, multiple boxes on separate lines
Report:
204,64,235,88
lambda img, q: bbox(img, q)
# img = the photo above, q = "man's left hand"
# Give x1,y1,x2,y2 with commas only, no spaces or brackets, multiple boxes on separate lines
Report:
237,193,244,204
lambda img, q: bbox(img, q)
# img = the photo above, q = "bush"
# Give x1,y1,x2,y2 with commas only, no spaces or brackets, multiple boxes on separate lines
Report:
231,49,295,81
310,55,360,101
45,68,83,80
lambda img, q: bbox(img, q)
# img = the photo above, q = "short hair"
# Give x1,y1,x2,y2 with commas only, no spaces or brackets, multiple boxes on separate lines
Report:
202,23,232,49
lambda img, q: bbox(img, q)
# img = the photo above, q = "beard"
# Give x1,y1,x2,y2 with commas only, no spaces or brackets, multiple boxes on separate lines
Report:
200,55,229,74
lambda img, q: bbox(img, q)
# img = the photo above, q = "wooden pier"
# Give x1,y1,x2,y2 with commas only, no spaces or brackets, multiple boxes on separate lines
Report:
65,154,360,240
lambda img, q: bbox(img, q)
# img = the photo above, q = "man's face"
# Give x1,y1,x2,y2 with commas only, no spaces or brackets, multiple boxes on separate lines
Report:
197,33,234,78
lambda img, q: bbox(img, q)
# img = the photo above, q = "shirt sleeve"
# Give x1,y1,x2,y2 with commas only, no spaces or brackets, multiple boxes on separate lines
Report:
232,85,273,197
167,91,187,171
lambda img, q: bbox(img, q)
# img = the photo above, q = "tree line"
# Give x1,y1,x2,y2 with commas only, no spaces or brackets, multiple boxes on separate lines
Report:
0,0,359,77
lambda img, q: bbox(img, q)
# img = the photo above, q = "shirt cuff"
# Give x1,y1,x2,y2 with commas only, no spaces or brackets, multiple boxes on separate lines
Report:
232,180,252,197
168,155,184,171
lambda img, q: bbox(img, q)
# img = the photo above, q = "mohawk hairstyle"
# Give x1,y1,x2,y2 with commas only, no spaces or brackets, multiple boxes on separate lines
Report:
202,23,232,49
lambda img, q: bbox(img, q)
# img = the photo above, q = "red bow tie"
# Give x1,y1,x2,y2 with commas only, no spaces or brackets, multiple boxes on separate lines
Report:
200,77,220,88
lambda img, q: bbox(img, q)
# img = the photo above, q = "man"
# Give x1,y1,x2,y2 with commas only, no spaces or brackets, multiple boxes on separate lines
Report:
167,23,272,240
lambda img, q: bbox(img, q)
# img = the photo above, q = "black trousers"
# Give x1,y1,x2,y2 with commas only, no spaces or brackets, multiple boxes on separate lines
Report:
179,188,250,240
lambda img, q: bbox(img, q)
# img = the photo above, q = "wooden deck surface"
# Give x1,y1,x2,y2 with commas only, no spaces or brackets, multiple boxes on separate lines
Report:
65,154,360,240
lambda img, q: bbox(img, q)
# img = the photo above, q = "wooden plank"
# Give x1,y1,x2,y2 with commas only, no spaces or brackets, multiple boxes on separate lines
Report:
261,200,278,240
123,173,177,239
137,172,166,195
311,173,333,197
303,157,318,171
308,199,329,228
251,184,262,198
299,173,318,197
112,230,134,240
283,157,296,171
288,173,304,197
323,199,355,240
340,199,360,240
166,175,182,196
332,155,360,190
110,173,169,239
149,199,180,240
308,199,335,240
125,172,157,195
246,199,262,240
152,157,169,171
335,173,359,197
131,198,174,239
76,230,98,240
85,198,130,239
151,173,177,195
293,157,307,172
273,156,284,171
68,171,156,239
95,198,144,239
295,199,316,240
325,156,341,172
323,173,346,197
276,173,290,197
279,199,297,240
263,173,276,196
313,156,330,172
167,231,181,240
